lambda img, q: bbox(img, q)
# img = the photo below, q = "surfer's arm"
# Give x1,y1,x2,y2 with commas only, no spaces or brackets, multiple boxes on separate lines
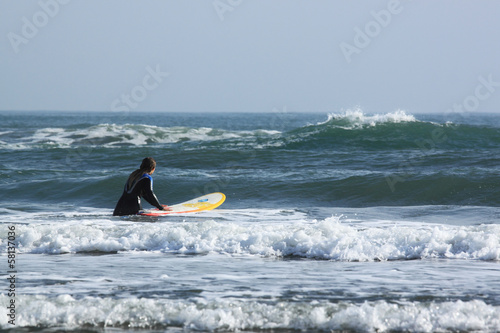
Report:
140,178,164,210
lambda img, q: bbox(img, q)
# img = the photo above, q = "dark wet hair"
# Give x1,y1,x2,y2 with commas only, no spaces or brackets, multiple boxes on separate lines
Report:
140,157,156,173
126,157,157,190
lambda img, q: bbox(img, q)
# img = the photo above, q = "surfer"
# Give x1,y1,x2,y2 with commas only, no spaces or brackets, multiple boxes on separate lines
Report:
113,157,170,216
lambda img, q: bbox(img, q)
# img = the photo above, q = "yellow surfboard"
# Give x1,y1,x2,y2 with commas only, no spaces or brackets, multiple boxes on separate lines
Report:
138,192,226,216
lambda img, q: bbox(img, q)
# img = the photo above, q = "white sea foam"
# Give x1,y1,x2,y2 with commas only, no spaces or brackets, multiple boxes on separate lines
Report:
1,295,498,332
322,108,417,129
3,216,499,260
1,124,280,149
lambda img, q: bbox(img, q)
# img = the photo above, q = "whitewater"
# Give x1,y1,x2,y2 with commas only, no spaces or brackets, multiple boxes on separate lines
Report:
1,110,500,332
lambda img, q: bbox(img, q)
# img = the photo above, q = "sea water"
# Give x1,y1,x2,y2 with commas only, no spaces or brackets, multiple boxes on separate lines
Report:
1,110,499,332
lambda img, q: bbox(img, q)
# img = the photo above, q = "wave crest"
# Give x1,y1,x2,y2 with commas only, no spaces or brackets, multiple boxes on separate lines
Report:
319,108,417,129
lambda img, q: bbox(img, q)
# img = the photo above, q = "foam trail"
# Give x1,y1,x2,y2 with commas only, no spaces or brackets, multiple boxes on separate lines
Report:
1,295,498,332
4,217,499,260
0,124,281,149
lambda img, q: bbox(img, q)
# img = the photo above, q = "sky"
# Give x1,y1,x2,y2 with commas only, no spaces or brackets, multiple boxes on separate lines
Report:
1,0,499,114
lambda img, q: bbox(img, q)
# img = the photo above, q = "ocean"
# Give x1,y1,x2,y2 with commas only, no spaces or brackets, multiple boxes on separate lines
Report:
1,109,499,332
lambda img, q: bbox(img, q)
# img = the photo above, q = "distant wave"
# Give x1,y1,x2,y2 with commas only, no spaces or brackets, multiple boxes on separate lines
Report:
278,109,500,150
4,217,499,261
0,123,280,149
2,110,500,152
4,110,500,207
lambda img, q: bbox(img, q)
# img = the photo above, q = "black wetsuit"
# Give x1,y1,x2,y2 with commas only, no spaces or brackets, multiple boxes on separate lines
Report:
113,173,163,216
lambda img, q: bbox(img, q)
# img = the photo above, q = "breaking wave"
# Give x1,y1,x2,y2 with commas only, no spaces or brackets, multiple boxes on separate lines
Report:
1,295,498,332
2,110,500,151
3,216,499,261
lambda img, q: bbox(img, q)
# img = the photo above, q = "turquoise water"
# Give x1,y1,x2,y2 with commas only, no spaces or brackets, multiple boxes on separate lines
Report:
1,110,500,332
